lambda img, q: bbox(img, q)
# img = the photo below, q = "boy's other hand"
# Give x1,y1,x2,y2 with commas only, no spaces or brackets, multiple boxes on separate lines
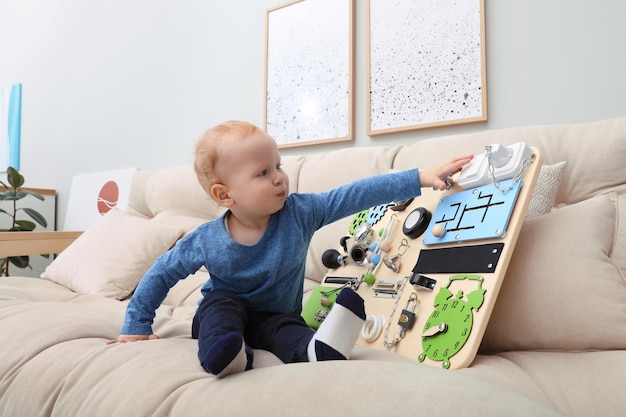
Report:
420,155,474,191
106,334,160,345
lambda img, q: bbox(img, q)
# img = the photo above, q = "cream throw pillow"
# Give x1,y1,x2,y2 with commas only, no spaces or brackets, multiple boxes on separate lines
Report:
481,193,626,352
42,209,183,300
525,161,567,219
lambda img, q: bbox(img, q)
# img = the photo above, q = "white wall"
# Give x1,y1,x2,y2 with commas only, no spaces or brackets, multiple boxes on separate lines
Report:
1,0,625,229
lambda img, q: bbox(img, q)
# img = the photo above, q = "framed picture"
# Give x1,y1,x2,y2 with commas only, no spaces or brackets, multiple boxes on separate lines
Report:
367,0,487,135
265,0,355,148
0,83,22,171
64,168,136,231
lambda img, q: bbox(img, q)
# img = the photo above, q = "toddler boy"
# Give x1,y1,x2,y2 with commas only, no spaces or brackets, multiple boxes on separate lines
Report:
109,121,472,377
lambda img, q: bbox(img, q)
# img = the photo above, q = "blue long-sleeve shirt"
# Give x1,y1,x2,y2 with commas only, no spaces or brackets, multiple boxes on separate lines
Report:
121,169,422,335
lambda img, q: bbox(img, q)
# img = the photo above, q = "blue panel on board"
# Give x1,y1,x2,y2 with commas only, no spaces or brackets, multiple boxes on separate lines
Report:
423,179,522,245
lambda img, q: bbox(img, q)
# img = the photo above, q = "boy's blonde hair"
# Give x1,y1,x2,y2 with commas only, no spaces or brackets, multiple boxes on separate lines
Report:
194,121,263,196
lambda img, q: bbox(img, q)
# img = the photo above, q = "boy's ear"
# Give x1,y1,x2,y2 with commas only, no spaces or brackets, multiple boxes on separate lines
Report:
210,183,234,207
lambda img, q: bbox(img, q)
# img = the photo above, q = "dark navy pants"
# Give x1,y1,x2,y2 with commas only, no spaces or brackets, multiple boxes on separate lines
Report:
191,289,315,368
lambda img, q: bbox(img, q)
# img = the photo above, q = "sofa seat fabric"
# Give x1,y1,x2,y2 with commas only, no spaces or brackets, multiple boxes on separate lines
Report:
3,277,617,417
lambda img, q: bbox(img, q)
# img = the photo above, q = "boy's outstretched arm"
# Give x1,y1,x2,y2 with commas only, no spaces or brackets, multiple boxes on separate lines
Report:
419,155,474,191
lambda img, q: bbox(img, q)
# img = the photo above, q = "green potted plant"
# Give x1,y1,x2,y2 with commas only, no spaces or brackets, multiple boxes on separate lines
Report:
0,166,48,276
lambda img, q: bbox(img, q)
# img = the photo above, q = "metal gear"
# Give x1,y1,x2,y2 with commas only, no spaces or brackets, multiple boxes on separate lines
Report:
366,204,389,226
349,210,369,235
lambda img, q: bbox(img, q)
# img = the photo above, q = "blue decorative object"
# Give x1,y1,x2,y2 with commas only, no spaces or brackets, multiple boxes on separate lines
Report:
423,179,522,245
0,83,22,171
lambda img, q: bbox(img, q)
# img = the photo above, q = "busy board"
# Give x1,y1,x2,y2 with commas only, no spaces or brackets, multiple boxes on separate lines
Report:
305,144,542,369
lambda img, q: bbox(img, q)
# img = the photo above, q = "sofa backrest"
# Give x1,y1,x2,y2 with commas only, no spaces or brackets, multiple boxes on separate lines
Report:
125,116,626,284
126,165,226,234
393,116,626,205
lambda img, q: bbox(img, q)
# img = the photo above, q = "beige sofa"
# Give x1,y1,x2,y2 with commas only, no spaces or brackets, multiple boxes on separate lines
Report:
1,116,625,417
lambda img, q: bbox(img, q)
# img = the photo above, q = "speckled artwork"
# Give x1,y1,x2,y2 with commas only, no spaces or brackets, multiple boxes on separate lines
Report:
368,0,486,135
265,0,354,148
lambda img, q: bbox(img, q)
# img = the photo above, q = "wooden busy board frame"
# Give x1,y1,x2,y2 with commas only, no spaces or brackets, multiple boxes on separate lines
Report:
318,146,542,369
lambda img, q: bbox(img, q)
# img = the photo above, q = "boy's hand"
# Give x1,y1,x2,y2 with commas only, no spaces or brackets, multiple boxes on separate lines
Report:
106,334,160,345
419,155,474,191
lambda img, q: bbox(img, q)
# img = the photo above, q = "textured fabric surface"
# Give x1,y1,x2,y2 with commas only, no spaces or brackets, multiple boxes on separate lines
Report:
482,193,625,351
41,209,183,300
0,277,570,417
525,161,567,219
3,277,624,417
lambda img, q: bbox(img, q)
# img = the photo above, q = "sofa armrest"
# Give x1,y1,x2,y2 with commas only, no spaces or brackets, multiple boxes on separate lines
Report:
0,231,82,257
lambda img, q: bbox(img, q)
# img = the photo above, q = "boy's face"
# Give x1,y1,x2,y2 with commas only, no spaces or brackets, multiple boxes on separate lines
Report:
214,131,289,217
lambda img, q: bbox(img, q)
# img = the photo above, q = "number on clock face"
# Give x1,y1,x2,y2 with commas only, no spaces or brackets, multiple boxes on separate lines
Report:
418,275,485,369
423,301,471,356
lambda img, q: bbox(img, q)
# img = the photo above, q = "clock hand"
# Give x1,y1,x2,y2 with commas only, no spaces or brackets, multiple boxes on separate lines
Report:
422,322,448,337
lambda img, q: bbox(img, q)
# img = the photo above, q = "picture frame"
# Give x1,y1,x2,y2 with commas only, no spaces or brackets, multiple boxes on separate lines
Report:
265,0,355,148
64,168,137,231
367,0,487,136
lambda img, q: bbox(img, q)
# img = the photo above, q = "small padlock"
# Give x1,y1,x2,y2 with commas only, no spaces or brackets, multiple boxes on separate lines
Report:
398,293,419,334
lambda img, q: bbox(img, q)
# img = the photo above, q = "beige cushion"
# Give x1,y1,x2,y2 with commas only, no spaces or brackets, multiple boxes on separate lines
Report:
392,117,626,205
481,193,626,352
42,209,183,300
127,166,225,235
614,195,626,274
525,161,567,219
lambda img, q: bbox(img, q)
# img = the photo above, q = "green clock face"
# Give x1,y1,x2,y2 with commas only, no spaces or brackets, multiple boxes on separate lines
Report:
418,275,485,369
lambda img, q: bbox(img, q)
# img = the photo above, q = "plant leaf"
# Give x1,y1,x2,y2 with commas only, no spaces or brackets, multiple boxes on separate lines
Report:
7,167,24,188
0,191,16,201
1,190,26,201
22,208,47,228
24,190,45,201
9,255,30,269
13,220,36,231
